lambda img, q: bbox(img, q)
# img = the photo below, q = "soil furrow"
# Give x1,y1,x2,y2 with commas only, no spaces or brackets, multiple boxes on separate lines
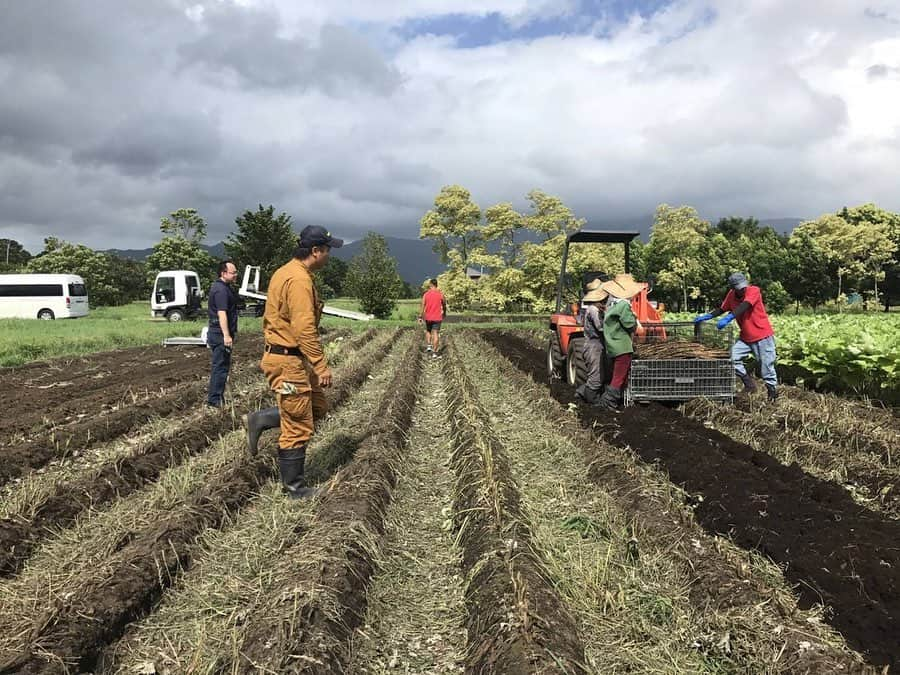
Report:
348,353,467,674
235,337,422,673
0,332,393,674
482,330,900,670
684,397,900,518
442,337,588,675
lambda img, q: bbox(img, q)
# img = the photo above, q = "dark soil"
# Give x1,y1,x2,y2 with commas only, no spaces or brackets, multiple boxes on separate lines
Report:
482,330,900,670
0,457,276,675
0,329,393,579
0,330,388,674
0,335,263,442
236,339,422,673
443,353,588,674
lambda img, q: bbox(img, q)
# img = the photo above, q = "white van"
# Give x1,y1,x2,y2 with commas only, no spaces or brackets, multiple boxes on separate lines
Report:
0,274,90,319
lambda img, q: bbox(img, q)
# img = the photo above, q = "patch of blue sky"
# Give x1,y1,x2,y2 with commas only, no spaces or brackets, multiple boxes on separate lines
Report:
395,0,678,47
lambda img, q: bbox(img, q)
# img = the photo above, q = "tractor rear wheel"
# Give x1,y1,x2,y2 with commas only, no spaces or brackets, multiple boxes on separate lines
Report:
566,337,586,387
547,333,565,379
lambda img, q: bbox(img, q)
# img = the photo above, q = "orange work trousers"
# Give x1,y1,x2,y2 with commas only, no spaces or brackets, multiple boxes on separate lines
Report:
260,352,328,448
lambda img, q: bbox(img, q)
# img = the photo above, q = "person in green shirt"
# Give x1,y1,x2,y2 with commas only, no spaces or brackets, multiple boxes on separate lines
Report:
598,275,644,410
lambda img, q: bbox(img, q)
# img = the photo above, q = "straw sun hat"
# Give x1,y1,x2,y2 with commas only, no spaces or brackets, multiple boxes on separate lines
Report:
600,274,645,300
582,278,609,303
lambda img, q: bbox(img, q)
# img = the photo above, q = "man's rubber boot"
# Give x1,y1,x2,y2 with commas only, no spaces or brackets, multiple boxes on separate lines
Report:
278,446,320,499
599,386,622,410
766,384,778,401
575,384,601,405
246,406,280,455
737,372,757,393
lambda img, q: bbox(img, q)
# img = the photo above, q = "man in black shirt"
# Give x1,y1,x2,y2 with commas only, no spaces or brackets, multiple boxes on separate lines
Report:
207,260,239,407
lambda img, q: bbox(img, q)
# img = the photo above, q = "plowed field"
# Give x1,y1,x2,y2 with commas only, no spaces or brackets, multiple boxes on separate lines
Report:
0,328,896,673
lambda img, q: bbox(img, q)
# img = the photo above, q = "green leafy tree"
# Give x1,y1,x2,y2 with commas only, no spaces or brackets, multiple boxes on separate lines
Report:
317,256,348,299
838,204,899,306
420,185,482,268
224,205,296,287
345,233,403,319
784,230,836,310
523,189,585,239
106,255,149,304
26,238,121,306
713,216,761,240
147,208,216,287
483,202,525,265
160,208,207,244
0,239,32,272
644,205,712,311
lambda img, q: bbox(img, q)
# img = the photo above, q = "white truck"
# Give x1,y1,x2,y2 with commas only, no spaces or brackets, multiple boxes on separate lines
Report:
150,270,202,322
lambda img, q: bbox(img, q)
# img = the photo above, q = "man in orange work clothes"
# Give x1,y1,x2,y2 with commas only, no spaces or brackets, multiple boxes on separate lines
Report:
251,225,343,499
419,278,447,358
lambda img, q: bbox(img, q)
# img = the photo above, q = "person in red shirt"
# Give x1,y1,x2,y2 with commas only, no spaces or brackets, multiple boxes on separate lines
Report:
694,272,778,400
419,278,447,359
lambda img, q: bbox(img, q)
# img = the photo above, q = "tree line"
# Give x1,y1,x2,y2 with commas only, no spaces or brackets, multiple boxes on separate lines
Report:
1,205,413,317
419,186,900,313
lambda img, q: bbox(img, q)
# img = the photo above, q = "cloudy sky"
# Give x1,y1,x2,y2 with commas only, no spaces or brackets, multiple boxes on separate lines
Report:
2,0,899,253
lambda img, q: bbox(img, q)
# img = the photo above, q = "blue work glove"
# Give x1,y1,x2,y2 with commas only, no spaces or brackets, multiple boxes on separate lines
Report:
693,313,714,323
716,312,735,330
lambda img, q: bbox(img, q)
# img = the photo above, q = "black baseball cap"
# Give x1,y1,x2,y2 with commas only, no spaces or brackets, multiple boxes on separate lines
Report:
299,225,343,248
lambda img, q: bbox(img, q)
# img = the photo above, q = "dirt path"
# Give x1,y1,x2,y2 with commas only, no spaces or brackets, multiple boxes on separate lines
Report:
483,330,899,670
348,355,466,674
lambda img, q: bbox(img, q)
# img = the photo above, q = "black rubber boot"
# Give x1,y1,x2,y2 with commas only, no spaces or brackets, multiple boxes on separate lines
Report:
599,386,622,410
278,446,319,499
766,384,778,401
737,371,757,393
246,406,280,456
575,384,602,405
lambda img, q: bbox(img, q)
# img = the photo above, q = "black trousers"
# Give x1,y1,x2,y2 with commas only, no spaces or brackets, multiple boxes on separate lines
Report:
207,332,232,406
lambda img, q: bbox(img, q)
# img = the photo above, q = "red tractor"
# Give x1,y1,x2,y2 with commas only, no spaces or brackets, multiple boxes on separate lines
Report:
547,229,663,386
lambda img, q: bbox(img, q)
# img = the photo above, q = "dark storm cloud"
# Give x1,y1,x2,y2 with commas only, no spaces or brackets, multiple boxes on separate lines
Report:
177,5,401,94
73,112,223,177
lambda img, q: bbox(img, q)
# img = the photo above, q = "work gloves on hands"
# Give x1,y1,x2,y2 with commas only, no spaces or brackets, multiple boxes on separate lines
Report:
716,312,735,330
693,313,714,323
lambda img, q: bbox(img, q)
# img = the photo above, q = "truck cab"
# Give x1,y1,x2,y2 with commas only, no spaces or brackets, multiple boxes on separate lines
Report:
151,270,202,322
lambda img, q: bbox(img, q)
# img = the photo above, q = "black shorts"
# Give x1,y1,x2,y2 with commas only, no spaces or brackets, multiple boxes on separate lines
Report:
425,321,442,332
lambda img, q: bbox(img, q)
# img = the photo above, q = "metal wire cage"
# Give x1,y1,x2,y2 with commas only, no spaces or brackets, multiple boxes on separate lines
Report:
626,321,735,405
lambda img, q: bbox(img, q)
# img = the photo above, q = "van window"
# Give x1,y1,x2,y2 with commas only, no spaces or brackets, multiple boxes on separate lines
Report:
0,284,64,297
68,283,88,297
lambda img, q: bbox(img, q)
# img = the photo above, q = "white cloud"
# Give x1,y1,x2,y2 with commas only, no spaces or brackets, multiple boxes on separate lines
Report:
2,0,899,254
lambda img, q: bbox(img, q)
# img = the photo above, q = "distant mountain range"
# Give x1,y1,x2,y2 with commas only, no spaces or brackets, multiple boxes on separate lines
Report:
101,218,805,285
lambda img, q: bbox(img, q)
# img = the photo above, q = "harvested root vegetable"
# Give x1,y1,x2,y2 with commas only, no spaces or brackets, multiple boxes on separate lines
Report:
636,341,728,360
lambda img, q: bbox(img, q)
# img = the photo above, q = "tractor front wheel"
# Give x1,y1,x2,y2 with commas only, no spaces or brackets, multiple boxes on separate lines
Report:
566,337,586,387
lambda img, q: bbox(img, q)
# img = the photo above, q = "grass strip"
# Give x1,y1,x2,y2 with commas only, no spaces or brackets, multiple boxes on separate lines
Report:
234,336,422,673
347,353,467,673
442,335,588,675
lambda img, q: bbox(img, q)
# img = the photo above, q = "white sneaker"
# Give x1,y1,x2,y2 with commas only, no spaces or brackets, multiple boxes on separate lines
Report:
426,345,433,352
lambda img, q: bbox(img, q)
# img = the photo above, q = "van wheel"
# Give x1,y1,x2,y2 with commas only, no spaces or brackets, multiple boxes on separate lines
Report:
167,309,185,322
37,308,55,320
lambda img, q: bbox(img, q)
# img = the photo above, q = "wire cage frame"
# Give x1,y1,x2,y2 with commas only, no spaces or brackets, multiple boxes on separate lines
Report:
626,321,735,405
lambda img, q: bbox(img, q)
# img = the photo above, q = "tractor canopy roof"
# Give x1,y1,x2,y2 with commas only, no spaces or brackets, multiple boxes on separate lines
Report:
567,229,640,244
